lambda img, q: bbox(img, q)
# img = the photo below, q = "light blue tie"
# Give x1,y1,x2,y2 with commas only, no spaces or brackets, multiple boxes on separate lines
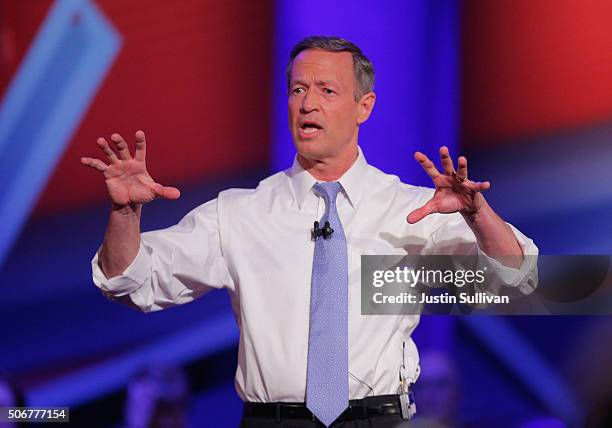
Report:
306,182,349,427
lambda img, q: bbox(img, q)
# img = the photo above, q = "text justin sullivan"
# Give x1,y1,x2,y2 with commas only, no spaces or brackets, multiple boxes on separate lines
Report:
373,291,509,305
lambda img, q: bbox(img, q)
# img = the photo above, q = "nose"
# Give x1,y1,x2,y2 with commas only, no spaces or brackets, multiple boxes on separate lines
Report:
300,89,320,114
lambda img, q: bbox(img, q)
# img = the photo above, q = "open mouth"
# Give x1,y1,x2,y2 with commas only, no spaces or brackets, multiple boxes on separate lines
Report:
299,121,323,136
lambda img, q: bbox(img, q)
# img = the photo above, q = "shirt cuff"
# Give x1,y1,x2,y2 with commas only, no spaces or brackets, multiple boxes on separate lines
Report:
476,225,539,295
91,241,151,297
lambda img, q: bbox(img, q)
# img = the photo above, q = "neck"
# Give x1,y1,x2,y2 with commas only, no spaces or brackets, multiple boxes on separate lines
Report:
297,147,358,181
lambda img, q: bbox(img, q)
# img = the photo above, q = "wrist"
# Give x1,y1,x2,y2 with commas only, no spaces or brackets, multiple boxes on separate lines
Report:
111,202,142,217
461,207,482,224
460,196,489,225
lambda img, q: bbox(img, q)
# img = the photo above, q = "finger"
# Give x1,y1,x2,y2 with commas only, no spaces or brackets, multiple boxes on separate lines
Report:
134,130,146,162
152,183,181,200
464,180,491,193
456,156,468,180
81,157,108,172
477,181,491,191
414,151,441,180
407,200,437,224
96,137,119,163
439,146,455,175
110,133,132,160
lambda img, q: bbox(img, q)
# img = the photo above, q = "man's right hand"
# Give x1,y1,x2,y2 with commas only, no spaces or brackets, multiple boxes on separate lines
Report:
80,130,180,209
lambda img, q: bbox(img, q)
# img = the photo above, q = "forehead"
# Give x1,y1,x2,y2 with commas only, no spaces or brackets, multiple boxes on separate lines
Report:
290,49,354,85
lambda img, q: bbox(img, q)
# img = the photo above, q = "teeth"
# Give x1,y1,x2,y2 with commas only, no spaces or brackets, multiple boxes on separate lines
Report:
303,127,318,134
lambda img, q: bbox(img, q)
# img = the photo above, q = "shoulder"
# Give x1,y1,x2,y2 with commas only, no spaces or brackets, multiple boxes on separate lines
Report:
365,163,434,203
217,169,291,207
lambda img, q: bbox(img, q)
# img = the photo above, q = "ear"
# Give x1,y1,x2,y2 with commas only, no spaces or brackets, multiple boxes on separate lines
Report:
356,92,376,125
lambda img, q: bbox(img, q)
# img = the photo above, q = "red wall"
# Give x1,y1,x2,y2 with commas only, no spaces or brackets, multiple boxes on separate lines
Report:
0,0,274,215
461,0,612,144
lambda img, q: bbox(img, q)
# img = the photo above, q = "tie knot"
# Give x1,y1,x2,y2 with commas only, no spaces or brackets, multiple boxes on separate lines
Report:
313,182,343,203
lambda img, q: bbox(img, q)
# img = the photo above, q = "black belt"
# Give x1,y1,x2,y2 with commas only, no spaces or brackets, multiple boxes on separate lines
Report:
243,394,401,423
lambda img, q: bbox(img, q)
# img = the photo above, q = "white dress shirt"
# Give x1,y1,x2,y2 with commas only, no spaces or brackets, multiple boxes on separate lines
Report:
91,147,538,402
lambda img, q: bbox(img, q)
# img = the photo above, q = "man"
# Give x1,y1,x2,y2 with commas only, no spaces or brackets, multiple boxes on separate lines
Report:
82,36,537,427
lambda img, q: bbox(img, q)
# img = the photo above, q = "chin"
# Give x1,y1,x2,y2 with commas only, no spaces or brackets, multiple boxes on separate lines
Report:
296,141,328,161
294,139,326,157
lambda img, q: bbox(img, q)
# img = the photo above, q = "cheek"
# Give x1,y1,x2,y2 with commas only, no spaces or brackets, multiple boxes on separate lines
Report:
328,106,358,134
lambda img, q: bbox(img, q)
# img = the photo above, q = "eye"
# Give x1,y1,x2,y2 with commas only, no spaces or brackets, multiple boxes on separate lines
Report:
323,88,335,95
291,87,305,95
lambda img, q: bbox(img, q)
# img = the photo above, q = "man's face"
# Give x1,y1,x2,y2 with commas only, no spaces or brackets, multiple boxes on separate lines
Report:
288,49,372,163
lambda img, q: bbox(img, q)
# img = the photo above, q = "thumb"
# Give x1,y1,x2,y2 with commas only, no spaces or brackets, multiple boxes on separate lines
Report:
407,201,436,224
152,183,181,200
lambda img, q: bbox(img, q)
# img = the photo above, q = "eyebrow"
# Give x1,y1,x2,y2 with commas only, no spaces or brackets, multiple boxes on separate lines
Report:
291,79,338,88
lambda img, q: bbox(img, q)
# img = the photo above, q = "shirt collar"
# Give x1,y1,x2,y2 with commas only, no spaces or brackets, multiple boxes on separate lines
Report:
288,146,368,210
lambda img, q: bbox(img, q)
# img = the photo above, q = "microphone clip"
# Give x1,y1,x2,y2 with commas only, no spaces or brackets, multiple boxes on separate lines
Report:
312,221,334,241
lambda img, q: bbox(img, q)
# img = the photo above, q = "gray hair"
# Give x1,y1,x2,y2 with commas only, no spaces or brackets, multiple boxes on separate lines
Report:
286,35,375,101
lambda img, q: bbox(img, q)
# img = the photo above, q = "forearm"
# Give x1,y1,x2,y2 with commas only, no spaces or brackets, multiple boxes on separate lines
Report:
462,199,523,268
99,204,142,278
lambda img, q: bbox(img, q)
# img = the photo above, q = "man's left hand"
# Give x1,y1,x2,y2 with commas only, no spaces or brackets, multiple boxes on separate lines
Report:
407,146,490,224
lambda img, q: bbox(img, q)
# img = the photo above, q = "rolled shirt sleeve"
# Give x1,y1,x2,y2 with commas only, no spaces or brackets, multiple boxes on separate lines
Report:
474,223,538,295
90,198,234,312
427,212,539,295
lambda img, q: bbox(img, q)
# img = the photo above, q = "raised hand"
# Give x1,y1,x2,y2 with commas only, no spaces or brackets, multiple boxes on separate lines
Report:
80,130,180,208
407,146,490,224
